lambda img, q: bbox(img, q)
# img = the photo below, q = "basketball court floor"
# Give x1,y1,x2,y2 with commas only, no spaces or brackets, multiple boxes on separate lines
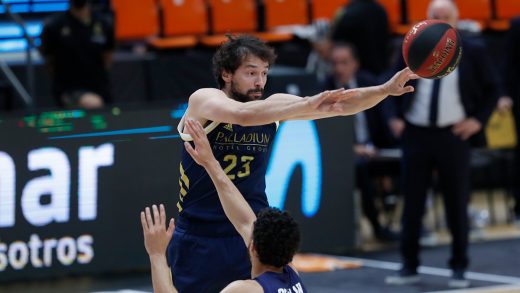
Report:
2,192,519,293
1,234,519,293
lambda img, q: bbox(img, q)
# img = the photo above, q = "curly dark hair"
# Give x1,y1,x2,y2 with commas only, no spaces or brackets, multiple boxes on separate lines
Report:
253,207,300,268
212,35,277,89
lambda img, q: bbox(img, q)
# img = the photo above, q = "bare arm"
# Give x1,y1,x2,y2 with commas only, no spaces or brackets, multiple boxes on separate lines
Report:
183,119,256,245
187,88,352,126
141,205,177,293
283,68,419,120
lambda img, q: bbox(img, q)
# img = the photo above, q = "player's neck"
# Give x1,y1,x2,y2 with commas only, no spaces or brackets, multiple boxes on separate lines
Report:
251,260,283,278
222,87,233,100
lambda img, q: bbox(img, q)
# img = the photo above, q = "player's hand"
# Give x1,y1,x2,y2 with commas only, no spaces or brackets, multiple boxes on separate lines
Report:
383,67,419,96
307,88,358,113
452,117,482,140
141,204,175,257
184,119,217,167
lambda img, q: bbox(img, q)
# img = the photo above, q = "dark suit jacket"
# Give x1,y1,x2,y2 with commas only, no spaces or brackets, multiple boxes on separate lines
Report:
386,34,501,147
504,17,520,100
330,0,390,75
504,17,520,130
323,70,398,148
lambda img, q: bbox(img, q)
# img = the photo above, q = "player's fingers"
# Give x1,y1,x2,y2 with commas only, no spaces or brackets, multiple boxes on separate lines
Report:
194,120,205,133
188,119,203,141
145,207,153,229
186,119,195,134
184,141,197,158
152,205,160,227
193,121,205,141
167,218,175,236
344,89,358,99
398,68,415,82
159,204,166,227
404,85,415,93
318,90,330,101
402,67,413,75
409,73,420,80
329,88,345,98
140,211,148,232
185,120,195,138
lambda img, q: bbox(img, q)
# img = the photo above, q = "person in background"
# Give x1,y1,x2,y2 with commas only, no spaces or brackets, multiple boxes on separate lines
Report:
329,0,391,76
324,42,399,242
384,0,501,288
497,16,520,227
40,0,115,109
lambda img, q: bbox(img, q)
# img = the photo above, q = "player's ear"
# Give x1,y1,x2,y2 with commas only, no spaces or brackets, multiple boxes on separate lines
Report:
222,70,232,83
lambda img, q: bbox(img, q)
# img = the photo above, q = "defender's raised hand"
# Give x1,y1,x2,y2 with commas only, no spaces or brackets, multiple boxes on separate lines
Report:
183,119,217,167
141,204,175,257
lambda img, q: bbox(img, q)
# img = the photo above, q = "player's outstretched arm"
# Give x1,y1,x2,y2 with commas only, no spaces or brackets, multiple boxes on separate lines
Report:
141,204,177,293
278,68,419,120
187,88,352,126
183,119,256,245
338,67,419,115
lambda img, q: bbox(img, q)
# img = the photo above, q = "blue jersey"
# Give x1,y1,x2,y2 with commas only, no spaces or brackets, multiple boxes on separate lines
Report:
255,265,307,293
176,118,277,236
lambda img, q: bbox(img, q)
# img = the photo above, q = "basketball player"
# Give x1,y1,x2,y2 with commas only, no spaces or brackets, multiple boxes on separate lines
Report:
171,34,418,292
141,119,306,293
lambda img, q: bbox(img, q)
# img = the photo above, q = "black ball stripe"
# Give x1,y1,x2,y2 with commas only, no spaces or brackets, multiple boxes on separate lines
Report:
407,22,453,72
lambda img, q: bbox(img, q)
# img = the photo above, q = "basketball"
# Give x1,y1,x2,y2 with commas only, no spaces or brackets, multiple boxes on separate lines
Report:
402,19,463,79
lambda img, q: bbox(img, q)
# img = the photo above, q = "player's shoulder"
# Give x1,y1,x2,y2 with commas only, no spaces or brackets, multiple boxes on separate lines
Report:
220,279,263,293
189,88,228,103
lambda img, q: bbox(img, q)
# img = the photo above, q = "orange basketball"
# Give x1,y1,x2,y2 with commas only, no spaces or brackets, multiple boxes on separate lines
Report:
402,19,463,79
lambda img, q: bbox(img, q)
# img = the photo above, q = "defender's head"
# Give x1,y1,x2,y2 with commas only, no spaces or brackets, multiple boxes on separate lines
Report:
250,207,300,268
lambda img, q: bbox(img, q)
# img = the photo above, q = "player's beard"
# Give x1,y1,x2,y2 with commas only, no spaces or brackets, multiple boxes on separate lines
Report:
230,81,264,102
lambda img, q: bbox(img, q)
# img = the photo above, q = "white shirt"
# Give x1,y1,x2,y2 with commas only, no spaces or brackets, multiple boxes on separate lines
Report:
405,68,466,127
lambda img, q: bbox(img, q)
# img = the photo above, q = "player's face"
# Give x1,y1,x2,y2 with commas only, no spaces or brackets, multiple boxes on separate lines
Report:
229,55,269,102
330,47,359,86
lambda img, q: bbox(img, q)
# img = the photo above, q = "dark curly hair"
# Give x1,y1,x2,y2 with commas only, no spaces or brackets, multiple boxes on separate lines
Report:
212,35,277,89
253,207,300,268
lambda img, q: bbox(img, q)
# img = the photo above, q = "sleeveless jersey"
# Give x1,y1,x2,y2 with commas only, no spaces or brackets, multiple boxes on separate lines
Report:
255,265,308,293
176,117,277,236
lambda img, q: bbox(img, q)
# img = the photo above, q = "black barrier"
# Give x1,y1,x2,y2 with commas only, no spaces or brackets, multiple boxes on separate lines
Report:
0,105,355,282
